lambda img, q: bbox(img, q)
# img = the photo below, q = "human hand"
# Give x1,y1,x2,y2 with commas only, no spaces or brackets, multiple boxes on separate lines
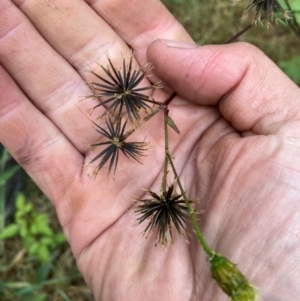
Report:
0,1,300,301
147,39,300,300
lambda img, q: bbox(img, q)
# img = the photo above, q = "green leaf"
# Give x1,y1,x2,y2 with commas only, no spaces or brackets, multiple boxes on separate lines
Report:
58,290,72,301
31,294,47,301
37,244,50,262
35,263,52,283
30,223,39,235
23,236,35,247
40,237,55,246
23,203,33,214
279,0,300,22
13,285,39,298
0,148,9,170
14,291,47,301
15,210,27,223
0,280,7,297
28,241,39,255
0,165,19,184
35,213,48,222
20,226,30,239
167,115,180,134
16,193,26,211
0,223,19,239
290,1,300,23
279,55,300,85
36,223,53,236
54,232,66,244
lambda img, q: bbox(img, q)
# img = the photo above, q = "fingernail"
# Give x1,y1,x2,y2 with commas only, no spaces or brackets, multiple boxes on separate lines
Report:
160,39,199,49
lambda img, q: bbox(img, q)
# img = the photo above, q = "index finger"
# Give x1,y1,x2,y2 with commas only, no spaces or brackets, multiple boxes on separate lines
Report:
85,0,194,62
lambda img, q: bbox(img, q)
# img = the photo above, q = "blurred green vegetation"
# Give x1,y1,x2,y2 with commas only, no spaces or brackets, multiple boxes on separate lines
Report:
0,193,66,262
0,150,93,301
163,0,300,84
1,1,299,301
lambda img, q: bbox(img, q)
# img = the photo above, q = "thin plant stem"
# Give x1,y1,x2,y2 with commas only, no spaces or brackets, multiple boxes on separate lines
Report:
225,22,254,43
226,3,300,43
163,92,177,107
160,92,178,192
163,109,213,257
161,108,169,193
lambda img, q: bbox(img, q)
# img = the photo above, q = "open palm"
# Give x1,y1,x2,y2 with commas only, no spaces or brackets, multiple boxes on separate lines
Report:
1,1,300,300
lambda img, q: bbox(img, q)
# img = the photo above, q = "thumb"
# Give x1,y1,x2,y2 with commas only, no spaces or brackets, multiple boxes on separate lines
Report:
147,40,300,136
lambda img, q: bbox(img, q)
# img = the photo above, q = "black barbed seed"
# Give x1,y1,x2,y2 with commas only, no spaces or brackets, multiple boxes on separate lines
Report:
85,117,148,177
134,185,192,246
86,55,163,123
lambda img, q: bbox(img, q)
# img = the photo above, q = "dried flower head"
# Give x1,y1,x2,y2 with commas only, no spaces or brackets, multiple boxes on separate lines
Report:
135,184,191,246
234,0,290,22
85,117,148,177
209,253,257,301
86,54,163,123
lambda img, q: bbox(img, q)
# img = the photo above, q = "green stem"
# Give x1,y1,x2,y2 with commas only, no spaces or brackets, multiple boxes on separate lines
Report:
161,108,169,193
162,109,213,257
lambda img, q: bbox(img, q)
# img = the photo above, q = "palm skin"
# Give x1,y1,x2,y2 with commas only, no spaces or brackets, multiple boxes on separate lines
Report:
0,0,300,300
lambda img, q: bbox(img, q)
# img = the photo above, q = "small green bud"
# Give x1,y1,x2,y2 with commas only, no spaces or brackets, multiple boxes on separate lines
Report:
209,253,257,301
